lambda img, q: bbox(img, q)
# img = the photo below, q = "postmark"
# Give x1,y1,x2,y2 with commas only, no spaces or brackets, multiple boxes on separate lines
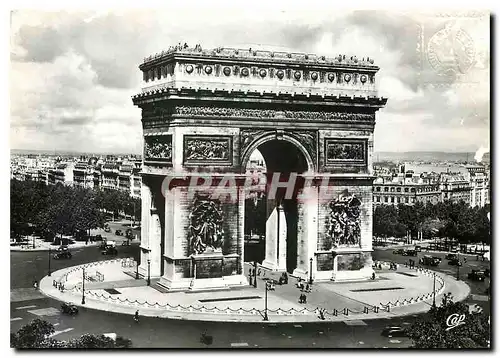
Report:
416,11,489,86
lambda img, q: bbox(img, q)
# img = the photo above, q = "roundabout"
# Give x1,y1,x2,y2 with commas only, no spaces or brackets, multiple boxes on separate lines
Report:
39,258,470,323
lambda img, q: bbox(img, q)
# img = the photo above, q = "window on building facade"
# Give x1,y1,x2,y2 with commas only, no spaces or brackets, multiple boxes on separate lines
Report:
385,197,388,203
390,187,395,192
384,187,389,192
391,197,395,203
404,188,408,192
397,188,401,192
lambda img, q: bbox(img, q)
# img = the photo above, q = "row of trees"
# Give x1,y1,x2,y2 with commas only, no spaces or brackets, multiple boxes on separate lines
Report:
373,201,490,244
11,179,141,241
11,319,132,348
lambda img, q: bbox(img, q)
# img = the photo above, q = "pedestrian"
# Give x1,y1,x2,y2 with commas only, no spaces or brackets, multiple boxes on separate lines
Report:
33,280,38,290
371,272,375,280
283,272,288,284
303,295,307,304
134,310,139,323
464,257,467,264
305,283,310,292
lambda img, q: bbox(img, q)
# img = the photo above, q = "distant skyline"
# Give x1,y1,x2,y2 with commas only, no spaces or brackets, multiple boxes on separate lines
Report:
10,8,490,155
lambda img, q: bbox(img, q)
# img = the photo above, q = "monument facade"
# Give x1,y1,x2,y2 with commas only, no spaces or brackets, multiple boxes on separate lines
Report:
132,45,387,290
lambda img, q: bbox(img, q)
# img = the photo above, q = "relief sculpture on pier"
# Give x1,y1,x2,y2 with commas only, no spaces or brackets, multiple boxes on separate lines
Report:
325,192,362,248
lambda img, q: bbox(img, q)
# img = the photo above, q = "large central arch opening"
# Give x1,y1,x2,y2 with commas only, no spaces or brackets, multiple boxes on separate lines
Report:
244,138,309,273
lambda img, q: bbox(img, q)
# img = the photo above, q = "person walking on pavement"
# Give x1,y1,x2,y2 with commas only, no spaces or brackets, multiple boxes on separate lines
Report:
134,310,139,323
33,280,38,290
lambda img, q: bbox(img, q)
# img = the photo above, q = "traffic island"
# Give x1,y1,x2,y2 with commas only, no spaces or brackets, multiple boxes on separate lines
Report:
39,259,471,323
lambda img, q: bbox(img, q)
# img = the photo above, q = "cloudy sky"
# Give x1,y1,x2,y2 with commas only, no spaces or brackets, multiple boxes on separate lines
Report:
9,7,490,154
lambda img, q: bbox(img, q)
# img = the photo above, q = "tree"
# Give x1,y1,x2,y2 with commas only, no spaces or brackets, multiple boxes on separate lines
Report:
405,293,490,348
11,319,132,349
10,319,54,348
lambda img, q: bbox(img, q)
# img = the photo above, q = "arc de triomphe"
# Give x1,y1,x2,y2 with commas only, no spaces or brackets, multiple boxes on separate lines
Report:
132,45,387,291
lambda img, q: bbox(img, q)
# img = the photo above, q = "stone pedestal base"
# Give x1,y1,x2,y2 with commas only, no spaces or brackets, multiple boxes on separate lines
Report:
292,268,309,281
261,259,286,272
158,275,249,292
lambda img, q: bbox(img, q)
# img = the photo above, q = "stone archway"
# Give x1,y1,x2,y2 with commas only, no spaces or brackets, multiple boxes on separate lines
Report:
132,45,387,291
244,137,311,274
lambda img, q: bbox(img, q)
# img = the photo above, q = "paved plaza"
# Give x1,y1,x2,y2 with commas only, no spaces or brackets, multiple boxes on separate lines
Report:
40,258,470,323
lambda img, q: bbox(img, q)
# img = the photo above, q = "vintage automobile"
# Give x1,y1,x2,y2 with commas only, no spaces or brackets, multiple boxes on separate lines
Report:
403,249,417,257
381,326,408,338
115,229,123,236
468,270,486,282
419,255,440,266
414,245,422,252
445,253,457,260
101,244,118,256
61,302,78,315
53,250,72,260
392,249,405,255
448,258,462,266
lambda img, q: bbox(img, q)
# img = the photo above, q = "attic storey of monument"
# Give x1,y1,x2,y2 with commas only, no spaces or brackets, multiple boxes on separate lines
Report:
132,44,387,290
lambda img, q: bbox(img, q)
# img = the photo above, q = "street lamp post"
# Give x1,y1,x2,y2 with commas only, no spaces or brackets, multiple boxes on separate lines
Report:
263,281,269,321
82,268,86,305
253,261,257,288
456,252,460,280
32,235,35,249
432,272,436,307
147,259,151,286
309,257,313,285
48,247,52,276
135,252,140,279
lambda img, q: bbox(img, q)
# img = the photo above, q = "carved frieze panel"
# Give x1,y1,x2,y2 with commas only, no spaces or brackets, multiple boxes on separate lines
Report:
183,135,232,165
325,191,362,249
324,138,367,166
174,106,375,122
144,135,172,162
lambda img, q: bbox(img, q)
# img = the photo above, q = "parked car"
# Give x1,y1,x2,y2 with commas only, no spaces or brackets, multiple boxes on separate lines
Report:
414,245,422,252
445,253,457,260
448,258,462,266
53,250,72,260
104,225,111,233
393,249,405,255
468,270,486,282
432,256,442,263
419,255,440,266
381,326,408,338
115,230,123,236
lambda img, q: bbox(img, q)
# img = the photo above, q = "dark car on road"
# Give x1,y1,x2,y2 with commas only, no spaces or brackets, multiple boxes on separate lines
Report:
101,246,118,255
419,255,440,266
415,245,422,252
468,270,486,282
115,230,123,236
381,326,408,338
445,253,457,260
403,250,417,257
53,250,72,260
393,249,405,255
448,258,462,266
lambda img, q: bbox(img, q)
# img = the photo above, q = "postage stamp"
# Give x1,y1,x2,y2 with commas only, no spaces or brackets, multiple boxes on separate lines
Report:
415,11,489,86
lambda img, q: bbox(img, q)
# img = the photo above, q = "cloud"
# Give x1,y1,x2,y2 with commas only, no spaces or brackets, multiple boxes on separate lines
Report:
10,9,490,154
